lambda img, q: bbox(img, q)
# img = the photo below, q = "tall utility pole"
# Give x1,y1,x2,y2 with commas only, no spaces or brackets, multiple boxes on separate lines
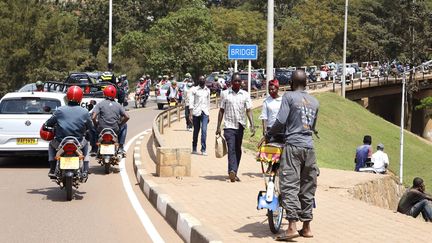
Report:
341,0,349,98
108,0,113,71
266,0,274,96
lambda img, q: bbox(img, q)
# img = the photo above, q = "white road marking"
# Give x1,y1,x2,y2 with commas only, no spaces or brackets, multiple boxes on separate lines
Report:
119,129,164,243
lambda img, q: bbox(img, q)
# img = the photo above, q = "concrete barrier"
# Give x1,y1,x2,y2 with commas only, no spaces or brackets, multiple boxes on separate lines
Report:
156,147,191,177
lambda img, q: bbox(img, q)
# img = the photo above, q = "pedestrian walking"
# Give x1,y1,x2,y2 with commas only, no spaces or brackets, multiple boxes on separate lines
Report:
189,76,210,155
216,73,255,182
259,79,282,141
184,80,194,131
266,70,319,240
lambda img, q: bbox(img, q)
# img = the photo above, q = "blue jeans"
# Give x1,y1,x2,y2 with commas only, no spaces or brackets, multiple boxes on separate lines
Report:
410,199,432,221
192,112,208,152
224,125,244,174
118,124,127,145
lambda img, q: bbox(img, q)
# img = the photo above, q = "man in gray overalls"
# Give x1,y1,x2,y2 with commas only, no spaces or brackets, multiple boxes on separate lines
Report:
266,70,319,240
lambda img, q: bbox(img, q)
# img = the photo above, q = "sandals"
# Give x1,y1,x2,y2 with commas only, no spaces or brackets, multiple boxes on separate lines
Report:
275,231,300,241
298,229,314,238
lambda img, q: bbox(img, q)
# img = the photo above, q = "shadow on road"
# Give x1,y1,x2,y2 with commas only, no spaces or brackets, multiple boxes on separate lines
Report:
200,175,228,181
0,156,48,168
234,220,287,240
146,136,157,164
27,186,86,202
89,165,120,175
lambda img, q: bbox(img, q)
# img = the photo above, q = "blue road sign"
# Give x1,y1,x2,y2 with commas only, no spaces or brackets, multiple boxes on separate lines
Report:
228,44,258,60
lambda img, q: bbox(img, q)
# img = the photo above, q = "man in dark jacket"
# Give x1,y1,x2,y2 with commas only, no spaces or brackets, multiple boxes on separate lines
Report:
397,177,432,222
45,86,94,180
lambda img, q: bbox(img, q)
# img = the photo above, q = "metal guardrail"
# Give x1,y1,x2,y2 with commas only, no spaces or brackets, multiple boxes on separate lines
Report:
331,71,432,92
152,80,334,148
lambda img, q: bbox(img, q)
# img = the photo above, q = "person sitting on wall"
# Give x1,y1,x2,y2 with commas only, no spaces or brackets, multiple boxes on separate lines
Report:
397,177,432,222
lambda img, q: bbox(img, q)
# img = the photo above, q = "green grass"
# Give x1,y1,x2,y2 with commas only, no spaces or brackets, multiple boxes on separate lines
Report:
244,92,432,187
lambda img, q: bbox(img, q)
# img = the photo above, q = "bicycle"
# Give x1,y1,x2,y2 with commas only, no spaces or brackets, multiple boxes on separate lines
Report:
256,139,284,234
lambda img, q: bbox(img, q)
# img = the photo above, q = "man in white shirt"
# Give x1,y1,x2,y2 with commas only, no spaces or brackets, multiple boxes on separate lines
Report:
189,76,211,155
183,81,194,131
216,73,255,182
259,80,282,140
371,143,389,174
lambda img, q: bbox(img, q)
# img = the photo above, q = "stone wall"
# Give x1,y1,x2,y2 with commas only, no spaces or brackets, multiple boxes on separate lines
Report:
348,175,405,210
156,147,191,177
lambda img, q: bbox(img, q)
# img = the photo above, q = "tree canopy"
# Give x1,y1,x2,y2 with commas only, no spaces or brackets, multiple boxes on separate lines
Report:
0,0,431,94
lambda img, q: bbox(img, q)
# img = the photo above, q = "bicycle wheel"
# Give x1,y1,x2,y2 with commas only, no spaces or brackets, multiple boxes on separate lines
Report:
268,173,283,234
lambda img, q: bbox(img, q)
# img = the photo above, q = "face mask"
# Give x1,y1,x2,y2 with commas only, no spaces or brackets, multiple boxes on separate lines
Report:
270,92,278,98
187,83,193,87
232,82,241,90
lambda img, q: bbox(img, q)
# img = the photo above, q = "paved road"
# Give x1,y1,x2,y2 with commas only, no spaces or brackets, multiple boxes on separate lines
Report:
0,100,182,243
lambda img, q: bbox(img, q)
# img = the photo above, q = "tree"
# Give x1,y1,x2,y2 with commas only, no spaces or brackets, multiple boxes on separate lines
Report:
115,6,225,79
210,8,267,68
274,0,342,66
0,1,90,95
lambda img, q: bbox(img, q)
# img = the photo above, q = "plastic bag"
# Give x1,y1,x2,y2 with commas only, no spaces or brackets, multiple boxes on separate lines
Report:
215,135,227,158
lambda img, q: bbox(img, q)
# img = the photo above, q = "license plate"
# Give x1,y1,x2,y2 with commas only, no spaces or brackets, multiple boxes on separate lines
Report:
100,144,115,155
16,138,38,145
60,157,80,170
169,102,176,107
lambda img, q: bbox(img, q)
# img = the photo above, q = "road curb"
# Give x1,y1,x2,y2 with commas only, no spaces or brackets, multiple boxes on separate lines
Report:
133,135,223,243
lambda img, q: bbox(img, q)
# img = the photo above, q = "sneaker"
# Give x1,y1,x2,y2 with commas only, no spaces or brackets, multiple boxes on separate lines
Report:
229,171,236,182
80,172,88,183
191,150,199,155
188,128,193,132
202,151,207,156
48,171,56,179
90,150,97,157
118,147,125,155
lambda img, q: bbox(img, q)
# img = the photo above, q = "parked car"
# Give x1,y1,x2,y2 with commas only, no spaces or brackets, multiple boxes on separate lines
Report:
156,82,185,110
65,72,96,85
0,92,66,157
238,71,265,90
274,68,293,86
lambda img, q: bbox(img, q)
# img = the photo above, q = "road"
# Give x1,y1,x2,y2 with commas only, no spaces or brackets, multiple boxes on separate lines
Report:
0,99,182,243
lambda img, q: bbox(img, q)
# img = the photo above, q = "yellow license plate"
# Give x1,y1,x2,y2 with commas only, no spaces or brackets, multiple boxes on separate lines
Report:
210,93,217,98
17,138,38,145
60,157,80,170
169,102,176,107
100,144,115,155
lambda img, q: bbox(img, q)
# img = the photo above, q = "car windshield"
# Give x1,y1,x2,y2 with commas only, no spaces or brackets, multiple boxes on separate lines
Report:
0,97,61,114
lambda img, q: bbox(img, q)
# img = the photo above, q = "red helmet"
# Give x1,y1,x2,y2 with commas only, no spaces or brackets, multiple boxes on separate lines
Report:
66,85,83,103
39,125,54,141
103,85,117,99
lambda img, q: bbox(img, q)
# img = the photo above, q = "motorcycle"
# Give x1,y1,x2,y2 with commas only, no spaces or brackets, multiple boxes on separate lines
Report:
135,87,149,108
52,136,86,201
168,97,179,108
96,128,122,174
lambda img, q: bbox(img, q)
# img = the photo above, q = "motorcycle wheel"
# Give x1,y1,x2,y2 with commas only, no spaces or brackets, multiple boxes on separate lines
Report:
268,173,283,234
65,176,73,201
104,163,110,174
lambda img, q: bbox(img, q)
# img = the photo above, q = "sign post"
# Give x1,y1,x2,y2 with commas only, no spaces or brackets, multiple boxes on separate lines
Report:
228,44,258,95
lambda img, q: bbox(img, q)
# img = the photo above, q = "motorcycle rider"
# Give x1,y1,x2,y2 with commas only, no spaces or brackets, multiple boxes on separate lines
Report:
117,74,129,105
92,85,130,155
44,86,94,180
35,81,44,92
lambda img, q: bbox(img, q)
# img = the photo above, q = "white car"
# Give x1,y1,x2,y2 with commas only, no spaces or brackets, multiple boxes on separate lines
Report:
0,92,67,157
0,91,104,157
156,82,185,110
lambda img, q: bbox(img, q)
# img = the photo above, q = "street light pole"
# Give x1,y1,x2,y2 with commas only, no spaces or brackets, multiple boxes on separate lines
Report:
266,0,274,96
399,70,406,185
341,0,348,98
108,0,113,71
